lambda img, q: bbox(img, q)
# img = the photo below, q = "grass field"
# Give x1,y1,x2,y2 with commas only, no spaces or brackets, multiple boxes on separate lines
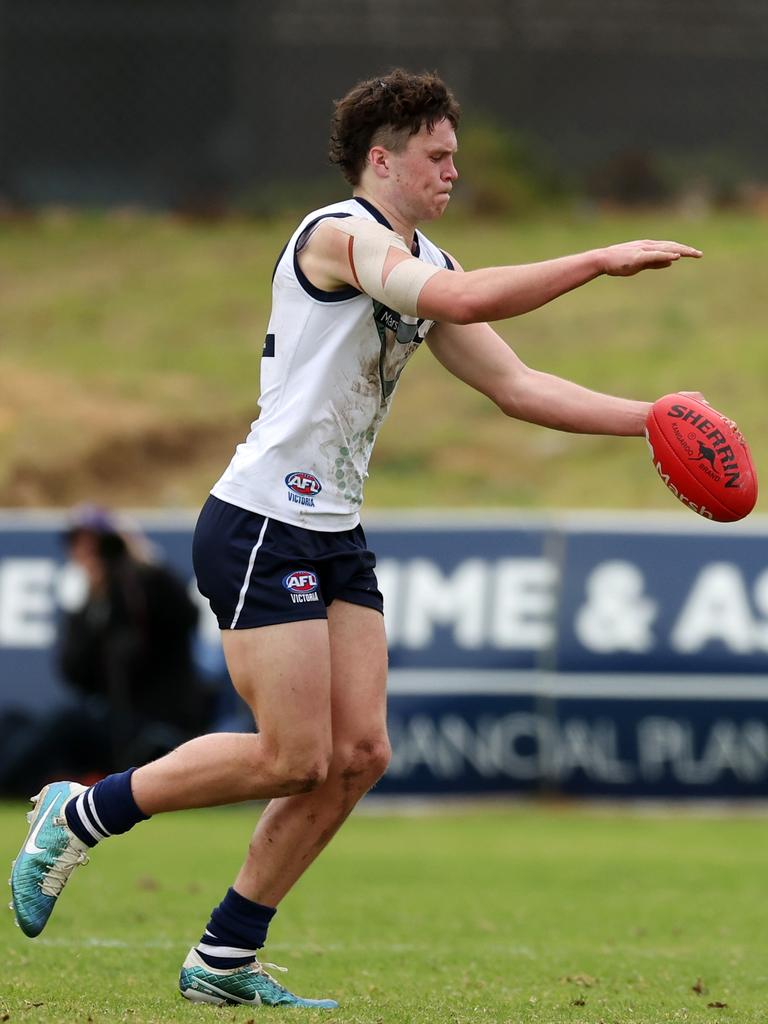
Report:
2,800,767,1023
1,211,766,512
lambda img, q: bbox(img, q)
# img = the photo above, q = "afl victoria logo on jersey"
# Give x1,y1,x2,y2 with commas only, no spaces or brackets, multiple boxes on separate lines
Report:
285,471,322,507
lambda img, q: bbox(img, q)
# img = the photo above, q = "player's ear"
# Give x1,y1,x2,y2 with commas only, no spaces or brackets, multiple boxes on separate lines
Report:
368,146,390,178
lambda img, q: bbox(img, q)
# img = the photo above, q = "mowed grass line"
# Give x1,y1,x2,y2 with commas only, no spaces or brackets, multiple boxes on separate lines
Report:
1,211,766,510
2,801,767,1022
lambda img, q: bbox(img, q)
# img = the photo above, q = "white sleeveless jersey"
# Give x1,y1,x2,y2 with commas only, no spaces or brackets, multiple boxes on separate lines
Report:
211,197,453,531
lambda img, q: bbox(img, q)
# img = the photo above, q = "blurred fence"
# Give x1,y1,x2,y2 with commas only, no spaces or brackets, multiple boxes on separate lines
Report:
1,0,767,208
2,510,768,798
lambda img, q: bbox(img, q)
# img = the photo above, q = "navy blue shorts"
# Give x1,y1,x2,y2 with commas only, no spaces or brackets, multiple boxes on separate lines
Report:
193,495,384,630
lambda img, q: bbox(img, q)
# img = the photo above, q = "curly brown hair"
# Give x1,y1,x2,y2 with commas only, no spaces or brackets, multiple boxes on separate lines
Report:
329,69,460,186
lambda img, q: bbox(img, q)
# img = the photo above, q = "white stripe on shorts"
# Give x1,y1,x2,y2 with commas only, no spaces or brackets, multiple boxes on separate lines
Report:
230,516,270,629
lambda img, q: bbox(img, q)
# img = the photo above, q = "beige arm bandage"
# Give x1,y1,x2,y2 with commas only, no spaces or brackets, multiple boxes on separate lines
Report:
332,217,443,317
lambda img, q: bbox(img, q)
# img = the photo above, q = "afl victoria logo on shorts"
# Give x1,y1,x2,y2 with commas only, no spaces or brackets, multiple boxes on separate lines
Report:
282,570,320,604
285,471,322,507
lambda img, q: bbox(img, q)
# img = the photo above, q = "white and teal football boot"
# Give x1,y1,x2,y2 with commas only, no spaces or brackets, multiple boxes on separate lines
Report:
10,781,90,938
179,947,339,1008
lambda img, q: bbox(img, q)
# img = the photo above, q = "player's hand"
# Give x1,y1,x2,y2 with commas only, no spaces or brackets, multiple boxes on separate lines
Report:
599,240,703,276
677,390,708,404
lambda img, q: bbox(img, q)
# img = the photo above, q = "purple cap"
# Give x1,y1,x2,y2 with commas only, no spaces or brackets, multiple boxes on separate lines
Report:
64,503,120,538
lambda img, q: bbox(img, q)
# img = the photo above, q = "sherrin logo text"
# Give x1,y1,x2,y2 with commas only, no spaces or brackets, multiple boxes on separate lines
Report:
666,403,741,488
285,471,322,507
282,570,320,604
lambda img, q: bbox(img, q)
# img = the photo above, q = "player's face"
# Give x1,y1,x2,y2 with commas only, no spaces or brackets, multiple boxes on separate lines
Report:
389,119,458,222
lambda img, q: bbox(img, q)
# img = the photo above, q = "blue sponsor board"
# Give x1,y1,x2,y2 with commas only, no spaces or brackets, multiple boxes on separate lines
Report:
556,526,768,675
372,524,551,671
385,691,768,798
1,511,767,796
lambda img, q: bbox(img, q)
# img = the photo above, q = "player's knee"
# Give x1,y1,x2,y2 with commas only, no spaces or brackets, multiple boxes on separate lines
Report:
334,734,391,788
271,749,331,794
365,736,392,781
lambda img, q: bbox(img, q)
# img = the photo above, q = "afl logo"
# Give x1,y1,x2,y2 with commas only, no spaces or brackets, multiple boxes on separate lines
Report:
285,472,322,497
282,570,319,594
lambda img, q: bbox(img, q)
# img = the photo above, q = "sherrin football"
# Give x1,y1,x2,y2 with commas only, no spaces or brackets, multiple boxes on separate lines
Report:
645,393,758,522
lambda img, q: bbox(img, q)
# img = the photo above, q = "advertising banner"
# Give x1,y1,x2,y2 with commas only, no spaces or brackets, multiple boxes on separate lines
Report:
1,511,766,797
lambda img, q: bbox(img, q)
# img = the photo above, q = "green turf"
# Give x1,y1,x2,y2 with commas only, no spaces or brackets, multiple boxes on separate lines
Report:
2,801,766,1022
1,210,766,512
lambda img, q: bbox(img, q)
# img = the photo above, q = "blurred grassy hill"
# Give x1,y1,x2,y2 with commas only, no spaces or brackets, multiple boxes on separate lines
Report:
1,210,764,513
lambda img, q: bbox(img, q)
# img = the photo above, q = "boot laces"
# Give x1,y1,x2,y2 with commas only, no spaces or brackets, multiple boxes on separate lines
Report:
40,838,90,897
252,958,289,990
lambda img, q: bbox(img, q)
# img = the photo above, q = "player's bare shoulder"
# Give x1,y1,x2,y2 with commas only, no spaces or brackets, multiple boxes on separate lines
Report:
300,216,410,291
296,217,357,293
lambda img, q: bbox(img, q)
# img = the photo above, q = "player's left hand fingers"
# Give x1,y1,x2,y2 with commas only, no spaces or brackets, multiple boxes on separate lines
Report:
641,251,680,269
644,240,703,257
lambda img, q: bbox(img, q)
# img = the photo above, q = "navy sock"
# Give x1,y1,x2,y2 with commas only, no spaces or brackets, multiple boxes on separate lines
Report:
196,887,277,969
64,768,150,848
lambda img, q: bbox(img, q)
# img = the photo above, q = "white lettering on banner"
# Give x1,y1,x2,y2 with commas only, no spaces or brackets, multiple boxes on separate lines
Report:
388,713,768,785
752,570,768,650
0,559,57,647
490,559,556,649
388,715,500,778
56,562,88,612
386,557,557,651
638,717,768,783
549,718,636,782
388,713,540,780
399,559,487,649
671,562,763,654
374,560,399,642
0,556,219,653
486,713,550,780
386,555,768,657
388,713,636,783
3,549,768,662
575,560,657,653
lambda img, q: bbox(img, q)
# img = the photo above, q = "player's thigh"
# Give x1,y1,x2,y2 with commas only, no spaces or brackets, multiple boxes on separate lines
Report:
222,620,333,756
326,600,388,745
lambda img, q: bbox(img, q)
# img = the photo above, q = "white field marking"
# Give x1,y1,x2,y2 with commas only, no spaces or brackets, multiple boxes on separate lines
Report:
34,937,535,957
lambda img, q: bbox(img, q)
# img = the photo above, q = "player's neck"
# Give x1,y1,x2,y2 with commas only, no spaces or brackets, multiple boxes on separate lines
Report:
351,189,416,250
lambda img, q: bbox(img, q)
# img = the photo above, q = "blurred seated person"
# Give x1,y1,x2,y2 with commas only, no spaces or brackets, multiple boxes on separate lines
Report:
0,505,214,796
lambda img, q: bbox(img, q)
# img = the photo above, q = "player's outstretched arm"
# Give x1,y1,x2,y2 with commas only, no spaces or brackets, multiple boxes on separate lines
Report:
299,221,700,326
418,239,702,325
428,318,651,436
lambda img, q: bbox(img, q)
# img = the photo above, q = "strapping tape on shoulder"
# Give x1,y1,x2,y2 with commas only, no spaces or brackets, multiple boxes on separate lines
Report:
332,217,442,317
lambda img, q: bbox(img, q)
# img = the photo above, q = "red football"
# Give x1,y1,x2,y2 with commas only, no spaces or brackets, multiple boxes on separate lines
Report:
645,394,758,522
